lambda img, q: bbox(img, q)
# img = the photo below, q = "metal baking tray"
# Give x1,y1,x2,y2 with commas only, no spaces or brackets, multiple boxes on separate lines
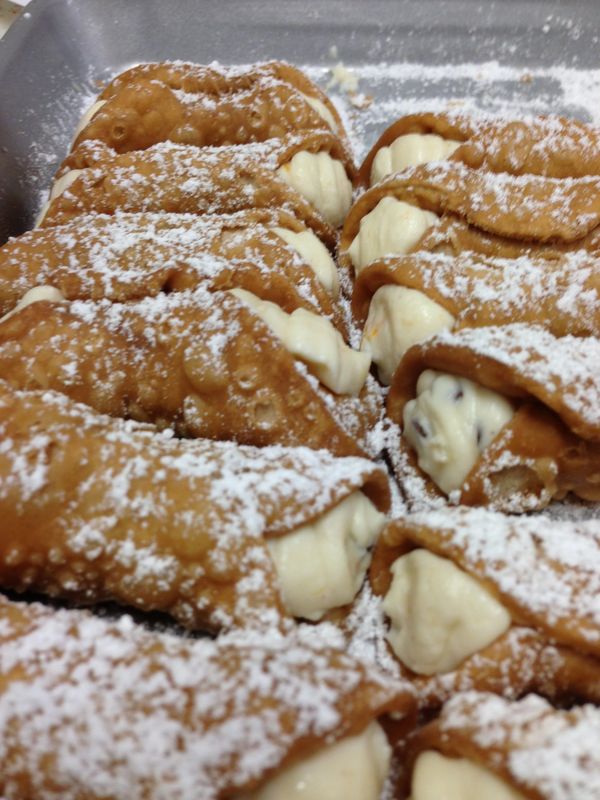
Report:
0,0,598,243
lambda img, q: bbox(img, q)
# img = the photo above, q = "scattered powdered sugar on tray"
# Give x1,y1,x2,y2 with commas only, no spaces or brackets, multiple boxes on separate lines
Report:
306,61,600,160
22,56,600,217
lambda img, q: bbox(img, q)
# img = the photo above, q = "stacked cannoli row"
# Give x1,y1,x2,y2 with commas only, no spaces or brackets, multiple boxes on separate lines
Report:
1,57,600,798
341,109,600,512
5,62,385,459
0,61,424,799
341,108,600,799
0,383,419,800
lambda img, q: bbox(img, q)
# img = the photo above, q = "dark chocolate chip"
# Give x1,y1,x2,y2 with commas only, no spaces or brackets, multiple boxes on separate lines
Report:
412,419,428,438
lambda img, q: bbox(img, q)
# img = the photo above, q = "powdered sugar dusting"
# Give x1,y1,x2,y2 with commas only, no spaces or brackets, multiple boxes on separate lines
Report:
5,41,600,794
372,250,600,336
0,595,407,800
344,584,404,680
0,211,334,319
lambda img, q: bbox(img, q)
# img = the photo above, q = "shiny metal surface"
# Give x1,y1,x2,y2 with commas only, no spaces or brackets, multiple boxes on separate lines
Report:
0,0,597,240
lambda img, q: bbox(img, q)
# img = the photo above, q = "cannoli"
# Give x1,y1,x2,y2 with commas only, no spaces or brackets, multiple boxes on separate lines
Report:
0,286,382,457
386,324,600,511
0,210,343,327
72,60,349,155
353,250,600,384
0,594,415,799
400,692,600,800
369,506,600,708
0,380,390,628
44,130,355,232
340,160,600,277
358,111,600,187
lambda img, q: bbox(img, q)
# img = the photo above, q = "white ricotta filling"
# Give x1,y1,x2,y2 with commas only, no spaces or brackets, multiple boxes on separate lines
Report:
267,491,386,621
35,169,83,228
348,197,438,275
272,226,340,298
361,286,455,385
229,288,370,395
277,151,353,228
242,722,391,800
370,133,461,185
403,369,515,495
0,286,67,324
410,751,526,800
382,549,511,675
72,98,108,143
300,93,339,133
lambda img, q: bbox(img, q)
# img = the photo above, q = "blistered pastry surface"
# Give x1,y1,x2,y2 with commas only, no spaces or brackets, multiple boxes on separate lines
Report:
43,137,341,245
75,71,340,155
348,159,600,243
356,110,600,186
0,210,344,329
0,286,384,457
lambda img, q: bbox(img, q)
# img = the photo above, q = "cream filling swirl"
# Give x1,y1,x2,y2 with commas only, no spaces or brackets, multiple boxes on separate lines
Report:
272,226,339,298
370,133,461,185
229,288,370,396
348,197,438,275
277,151,352,228
361,286,455,385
